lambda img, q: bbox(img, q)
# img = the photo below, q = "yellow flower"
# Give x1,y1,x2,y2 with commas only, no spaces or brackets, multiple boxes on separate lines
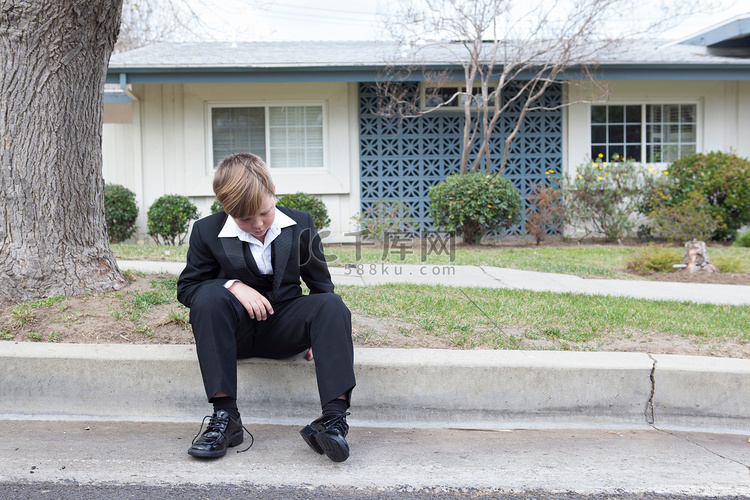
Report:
603,162,608,166
578,174,582,179
663,171,669,175
598,153,603,158
647,166,654,172
597,176,603,181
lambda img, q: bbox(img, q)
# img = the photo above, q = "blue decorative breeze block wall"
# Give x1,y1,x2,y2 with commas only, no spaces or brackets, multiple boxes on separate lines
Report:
358,82,563,237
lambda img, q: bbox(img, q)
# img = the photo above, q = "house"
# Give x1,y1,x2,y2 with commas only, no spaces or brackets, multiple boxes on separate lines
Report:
103,15,750,243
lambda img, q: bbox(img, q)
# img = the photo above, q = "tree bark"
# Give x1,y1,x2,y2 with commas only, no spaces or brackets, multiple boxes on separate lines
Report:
0,0,126,304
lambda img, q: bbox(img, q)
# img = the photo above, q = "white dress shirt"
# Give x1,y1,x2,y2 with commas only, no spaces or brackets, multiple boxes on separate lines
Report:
218,209,296,286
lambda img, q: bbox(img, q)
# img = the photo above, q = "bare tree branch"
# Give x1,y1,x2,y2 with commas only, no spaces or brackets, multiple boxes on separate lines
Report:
378,0,725,174
115,0,263,52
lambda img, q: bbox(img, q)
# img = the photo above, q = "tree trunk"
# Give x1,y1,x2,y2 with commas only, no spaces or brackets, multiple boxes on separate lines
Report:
0,0,126,304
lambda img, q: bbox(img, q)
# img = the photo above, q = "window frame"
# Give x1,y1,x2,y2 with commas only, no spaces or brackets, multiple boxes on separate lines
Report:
589,99,702,165
420,82,498,111
205,100,329,174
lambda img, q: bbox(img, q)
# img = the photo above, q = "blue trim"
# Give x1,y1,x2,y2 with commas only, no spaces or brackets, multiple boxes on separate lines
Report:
107,62,750,85
106,66,462,84
104,92,132,103
681,17,750,47
567,64,750,80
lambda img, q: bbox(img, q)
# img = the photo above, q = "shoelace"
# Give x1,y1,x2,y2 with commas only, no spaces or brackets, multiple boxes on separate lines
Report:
191,413,255,453
324,412,350,434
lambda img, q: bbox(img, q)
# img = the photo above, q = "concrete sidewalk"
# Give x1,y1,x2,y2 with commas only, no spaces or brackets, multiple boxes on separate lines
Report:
118,260,750,305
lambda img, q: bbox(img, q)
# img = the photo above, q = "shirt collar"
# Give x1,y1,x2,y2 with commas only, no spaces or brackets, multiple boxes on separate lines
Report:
218,206,296,245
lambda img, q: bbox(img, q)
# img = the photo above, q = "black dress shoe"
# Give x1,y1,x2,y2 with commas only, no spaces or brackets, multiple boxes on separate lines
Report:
300,412,350,462
188,410,244,458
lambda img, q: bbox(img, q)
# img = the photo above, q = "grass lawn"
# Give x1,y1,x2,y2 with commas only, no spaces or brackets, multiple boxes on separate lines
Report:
112,244,189,263
3,242,736,356
113,242,750,278
336,283,750,353
5,267,748,356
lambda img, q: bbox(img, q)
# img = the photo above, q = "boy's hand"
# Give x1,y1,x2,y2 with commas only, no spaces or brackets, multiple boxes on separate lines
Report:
227,281,274,320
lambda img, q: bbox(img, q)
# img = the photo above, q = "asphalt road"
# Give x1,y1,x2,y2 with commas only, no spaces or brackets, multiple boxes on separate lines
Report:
2,483,749,500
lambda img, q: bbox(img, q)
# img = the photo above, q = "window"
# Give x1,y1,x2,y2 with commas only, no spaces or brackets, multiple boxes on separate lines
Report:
210,104,325,169
591,103,698,163
421,84,496,110
424,86,460,108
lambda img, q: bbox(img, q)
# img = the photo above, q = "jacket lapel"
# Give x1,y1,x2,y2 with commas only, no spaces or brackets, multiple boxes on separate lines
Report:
220,237,267,289
271,226,293,298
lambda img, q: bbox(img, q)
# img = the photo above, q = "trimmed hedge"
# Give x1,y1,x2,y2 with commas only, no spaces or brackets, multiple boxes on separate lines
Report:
147,194,199,245
104,183,138,243
429,172,522,243
276,192,331,231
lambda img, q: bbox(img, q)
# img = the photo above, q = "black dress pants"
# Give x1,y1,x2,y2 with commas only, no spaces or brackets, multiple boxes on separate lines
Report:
188,282,355,408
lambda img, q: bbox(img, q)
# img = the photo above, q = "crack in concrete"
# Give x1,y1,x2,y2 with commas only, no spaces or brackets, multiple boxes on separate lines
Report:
646,355,750,473
652,426,750,472
478,266,507,288
645,354,656,425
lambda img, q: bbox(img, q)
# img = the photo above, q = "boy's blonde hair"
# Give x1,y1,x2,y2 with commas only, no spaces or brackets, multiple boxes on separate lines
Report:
213,153,275,219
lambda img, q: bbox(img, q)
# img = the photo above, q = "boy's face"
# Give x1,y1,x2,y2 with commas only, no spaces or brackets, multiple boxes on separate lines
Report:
232,195,276,241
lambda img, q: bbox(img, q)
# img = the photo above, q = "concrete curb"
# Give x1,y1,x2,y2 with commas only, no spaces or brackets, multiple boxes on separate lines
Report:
3,342,748,432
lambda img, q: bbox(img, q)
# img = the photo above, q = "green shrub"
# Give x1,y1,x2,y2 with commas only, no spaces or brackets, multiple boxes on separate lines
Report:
104,183,138,243
734,228,750,248
712,254,745,274
276,192,331,230
647,191,721,242
211,200,223,214
429,172,522,244
146,195,200,246
525,181,564,245
624,245,681,274
657,152,750,240
565,156,666,241
352,199,414,241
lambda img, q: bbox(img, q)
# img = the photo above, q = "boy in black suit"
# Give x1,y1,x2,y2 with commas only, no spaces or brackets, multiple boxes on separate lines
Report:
177,153,355,462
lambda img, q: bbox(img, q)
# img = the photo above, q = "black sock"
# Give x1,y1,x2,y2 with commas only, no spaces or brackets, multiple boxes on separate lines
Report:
322,397,348,416
212,396,240,420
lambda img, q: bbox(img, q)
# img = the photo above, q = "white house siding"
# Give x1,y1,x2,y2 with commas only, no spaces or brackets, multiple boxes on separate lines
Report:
562,79,750,239
102,81,360,243
102,123,136,186
102,119,145,235
103,78,750,243
565,80,750,174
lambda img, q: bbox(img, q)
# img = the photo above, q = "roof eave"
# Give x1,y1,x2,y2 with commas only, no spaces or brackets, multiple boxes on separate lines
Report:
106,61,750,85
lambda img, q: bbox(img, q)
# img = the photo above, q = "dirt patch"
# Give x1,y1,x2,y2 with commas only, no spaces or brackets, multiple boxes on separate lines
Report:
0,274,194,346
634,270,750,286
1,271,748,359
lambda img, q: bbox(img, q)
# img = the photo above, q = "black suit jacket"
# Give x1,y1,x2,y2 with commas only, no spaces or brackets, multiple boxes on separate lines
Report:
177,206,334,309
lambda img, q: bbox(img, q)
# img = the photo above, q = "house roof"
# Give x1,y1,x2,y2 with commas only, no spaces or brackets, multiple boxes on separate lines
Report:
106,35,750,87
678,13,750,57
